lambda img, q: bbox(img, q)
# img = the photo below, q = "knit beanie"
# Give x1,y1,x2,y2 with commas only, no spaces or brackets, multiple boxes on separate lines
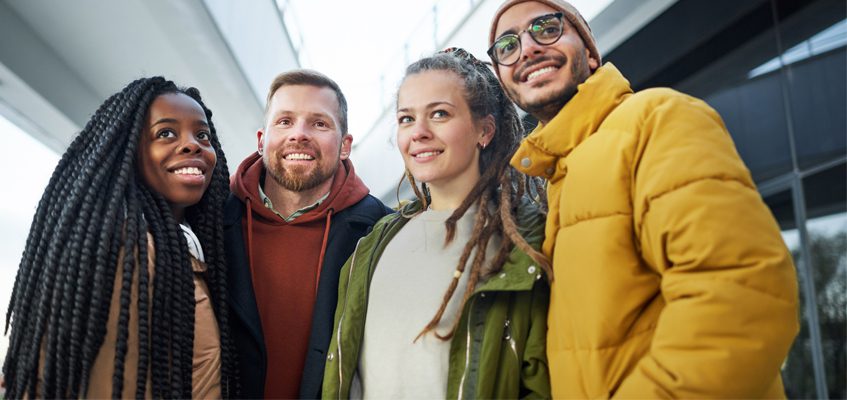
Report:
488,0,601,65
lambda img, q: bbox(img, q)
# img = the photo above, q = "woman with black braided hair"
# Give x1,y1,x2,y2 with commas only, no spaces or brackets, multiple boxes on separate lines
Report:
323,48,551,399
2,77,235,398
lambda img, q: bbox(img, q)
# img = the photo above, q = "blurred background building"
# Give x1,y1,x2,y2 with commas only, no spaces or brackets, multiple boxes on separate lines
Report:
0,0,844,397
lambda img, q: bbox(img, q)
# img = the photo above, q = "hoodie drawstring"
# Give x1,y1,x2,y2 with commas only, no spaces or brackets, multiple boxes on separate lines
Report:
314,208,334,296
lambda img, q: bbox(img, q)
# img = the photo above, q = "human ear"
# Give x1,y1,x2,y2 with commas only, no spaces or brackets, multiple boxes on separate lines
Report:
257,129,265,155
340,134,353,160
479,115,496,148
587,49,599,70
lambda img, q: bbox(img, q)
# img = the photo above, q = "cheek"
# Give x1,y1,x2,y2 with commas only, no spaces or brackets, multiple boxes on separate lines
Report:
499,65,515,81
204,146,217,164
396,131,411,152
137,148,156,183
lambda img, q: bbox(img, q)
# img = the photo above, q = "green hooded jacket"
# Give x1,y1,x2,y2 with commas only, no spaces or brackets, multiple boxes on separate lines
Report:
322,199,551,399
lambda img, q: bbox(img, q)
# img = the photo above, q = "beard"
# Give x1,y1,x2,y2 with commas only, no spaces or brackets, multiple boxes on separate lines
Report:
506,51,592,123
264,144,339,192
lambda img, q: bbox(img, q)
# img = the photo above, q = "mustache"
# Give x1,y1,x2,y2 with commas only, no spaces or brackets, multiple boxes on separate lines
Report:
512,54,567,81
274,143,322,158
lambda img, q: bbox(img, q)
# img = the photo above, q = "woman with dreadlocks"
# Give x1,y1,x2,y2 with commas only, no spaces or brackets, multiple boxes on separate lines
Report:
322,48,552,399
2,77,235,398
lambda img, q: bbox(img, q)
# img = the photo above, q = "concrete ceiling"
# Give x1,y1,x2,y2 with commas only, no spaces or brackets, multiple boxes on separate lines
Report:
0,0,299,163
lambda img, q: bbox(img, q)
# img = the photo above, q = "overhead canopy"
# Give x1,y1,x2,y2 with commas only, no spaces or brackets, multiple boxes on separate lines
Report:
0,0,300,162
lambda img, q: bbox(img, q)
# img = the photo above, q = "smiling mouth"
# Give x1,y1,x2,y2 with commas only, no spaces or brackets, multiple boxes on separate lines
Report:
284,153,315,161
526,66,558,82
171,167,204,175
413,150,442,158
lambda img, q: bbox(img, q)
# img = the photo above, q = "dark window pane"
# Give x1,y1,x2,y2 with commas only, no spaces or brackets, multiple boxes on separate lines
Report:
674,3,794,183
771,189,818,399
774,0,847,170
803,164,847,399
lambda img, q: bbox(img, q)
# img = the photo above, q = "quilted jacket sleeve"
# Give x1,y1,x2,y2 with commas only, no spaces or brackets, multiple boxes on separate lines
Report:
615,90,800,398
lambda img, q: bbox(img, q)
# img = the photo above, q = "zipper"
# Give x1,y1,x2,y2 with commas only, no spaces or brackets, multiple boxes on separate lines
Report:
335,216,402,399
456,296,475,400
336,237,363,399
504,318,518,366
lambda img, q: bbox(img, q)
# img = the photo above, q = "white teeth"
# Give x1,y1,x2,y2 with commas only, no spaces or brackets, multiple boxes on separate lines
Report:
527,66,557,81
285,153,314,160
415,151,442,158
173,167,202,175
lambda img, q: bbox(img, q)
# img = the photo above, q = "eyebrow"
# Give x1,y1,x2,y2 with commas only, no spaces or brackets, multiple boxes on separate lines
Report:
497,13,558,38
151,118,209,128
271,110,336,122
499,27,519,37
397,101,456,113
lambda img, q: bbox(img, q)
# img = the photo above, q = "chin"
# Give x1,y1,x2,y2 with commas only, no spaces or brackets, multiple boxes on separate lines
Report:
169,197,203,211
409,170,439,185
520,86,573,117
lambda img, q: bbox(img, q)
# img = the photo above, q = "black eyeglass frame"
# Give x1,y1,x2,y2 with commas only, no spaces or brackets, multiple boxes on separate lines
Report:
487,12,565,67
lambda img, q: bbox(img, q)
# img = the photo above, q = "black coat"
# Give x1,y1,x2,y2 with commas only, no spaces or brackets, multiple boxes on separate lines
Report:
224,193,391,399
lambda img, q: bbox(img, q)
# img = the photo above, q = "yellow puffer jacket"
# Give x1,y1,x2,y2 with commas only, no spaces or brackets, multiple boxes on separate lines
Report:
511,63,799,398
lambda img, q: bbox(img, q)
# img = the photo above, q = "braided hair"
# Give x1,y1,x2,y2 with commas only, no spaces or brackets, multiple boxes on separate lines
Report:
398,48,552,342
2,77,236,398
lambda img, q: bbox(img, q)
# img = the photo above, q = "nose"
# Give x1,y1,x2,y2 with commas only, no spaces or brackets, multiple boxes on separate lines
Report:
286,122,311,142
179,134,202,154
410,121,433,141
519,31,544,61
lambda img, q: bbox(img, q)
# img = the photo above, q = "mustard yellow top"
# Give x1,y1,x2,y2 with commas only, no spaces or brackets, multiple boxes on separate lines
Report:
512,63,798,398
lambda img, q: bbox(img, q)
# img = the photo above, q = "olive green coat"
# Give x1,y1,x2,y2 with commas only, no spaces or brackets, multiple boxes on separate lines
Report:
322,200,551,399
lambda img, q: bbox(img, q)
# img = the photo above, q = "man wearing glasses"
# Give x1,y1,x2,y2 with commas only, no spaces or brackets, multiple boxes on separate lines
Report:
488,0,799,397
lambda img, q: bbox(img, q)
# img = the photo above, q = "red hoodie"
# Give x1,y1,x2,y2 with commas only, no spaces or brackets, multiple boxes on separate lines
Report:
230,152,369,399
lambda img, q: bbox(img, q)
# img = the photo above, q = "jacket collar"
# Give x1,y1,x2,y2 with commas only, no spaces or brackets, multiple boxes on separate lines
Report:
387,199,547,293
510,63,633,179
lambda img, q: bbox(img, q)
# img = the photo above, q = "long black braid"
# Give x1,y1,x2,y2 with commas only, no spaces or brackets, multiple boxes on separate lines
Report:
2,77,236,398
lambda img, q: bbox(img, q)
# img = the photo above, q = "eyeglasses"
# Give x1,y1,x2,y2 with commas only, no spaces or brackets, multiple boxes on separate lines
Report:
487,13,564,67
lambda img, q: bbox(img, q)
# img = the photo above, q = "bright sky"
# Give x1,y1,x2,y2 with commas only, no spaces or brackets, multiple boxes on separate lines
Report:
288,0,446,139
288,0,614,142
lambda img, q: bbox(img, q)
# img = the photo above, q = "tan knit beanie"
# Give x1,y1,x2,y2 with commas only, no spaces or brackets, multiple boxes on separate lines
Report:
488,0,601,65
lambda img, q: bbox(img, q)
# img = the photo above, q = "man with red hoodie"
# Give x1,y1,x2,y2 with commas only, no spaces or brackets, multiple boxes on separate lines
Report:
224,69,392,399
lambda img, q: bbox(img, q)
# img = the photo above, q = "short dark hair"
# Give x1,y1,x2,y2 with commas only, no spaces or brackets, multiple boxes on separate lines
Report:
265,69,349,134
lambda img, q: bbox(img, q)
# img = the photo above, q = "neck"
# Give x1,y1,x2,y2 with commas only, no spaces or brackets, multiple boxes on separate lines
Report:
170,206,185,224
263,174,334,217
427,170,479,211
531,97,569,126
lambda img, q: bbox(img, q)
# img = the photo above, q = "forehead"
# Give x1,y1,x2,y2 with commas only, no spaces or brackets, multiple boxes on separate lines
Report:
494,2,559,38
268,85,339,118
398,70,466,109
148,93,205,119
